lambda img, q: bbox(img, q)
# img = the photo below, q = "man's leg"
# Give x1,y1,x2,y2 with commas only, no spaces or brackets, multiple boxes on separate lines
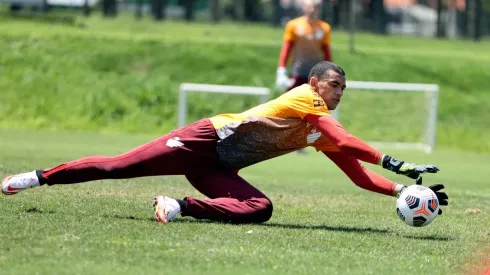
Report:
2,119,220,194
156,169,273,224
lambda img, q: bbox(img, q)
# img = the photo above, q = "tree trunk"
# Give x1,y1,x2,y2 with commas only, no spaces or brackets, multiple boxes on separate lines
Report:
372,0,386,34
102,0,117,17
463,0,470,36
183,0,195,21
474,0,482,41
135,0,143,20
83,0,91,17
331,0,340,27
152,0,166,21
436,0,444,37
210,0,220,23
42,0,49,12
271,0,282,27
348,0,356,53
244,0,261,22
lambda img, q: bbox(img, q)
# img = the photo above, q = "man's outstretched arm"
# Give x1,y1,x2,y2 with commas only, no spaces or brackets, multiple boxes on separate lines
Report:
323,150,405,197
306,114,383,164
306,114,439,179
323,150,449,214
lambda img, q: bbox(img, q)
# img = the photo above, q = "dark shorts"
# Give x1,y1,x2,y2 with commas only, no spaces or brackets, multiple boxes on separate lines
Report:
287,75,309,92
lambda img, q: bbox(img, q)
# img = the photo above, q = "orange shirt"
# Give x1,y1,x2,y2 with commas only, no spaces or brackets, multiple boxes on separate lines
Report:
209,84,338,170
283,16,331,76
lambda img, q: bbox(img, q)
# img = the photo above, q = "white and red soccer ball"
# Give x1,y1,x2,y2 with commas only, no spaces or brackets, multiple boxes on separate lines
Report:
396,185,440,227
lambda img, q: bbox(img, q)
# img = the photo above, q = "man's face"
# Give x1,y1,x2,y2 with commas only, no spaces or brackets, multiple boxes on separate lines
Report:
309,70,346,110
303,2,320,19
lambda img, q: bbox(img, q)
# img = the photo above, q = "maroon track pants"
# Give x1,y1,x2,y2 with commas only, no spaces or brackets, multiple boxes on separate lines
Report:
41,119,273,224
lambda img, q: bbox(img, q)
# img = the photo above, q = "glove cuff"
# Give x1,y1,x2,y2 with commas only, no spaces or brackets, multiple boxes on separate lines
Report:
277,67,287,75
392,184,406,197
378,154,386,166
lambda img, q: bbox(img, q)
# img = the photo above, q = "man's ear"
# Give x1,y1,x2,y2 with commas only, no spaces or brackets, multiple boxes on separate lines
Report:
309,76,317,87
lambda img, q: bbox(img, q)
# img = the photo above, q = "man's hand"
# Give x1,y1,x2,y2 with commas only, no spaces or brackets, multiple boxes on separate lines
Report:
276,67,292,91
380,155,439,179
416,177,448,215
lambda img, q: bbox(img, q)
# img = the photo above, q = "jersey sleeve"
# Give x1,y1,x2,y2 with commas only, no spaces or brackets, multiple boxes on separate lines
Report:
322,150,399,196
322,23,331,45
283,21,297,42
287,88,330,119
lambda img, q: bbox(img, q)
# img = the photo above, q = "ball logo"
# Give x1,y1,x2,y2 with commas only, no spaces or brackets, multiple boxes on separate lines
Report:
427,197,438,213
412,216,427,227
315,29,324,40
405,195,420,209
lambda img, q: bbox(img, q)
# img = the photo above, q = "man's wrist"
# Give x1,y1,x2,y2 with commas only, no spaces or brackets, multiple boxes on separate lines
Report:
392,184,406,197
378,154,388,167
277,67,287,74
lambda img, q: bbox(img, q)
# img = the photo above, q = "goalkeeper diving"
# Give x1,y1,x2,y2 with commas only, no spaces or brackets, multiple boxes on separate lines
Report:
2,61,449,224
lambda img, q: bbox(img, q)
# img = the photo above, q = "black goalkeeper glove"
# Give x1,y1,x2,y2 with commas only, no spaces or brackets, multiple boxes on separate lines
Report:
399,177,449,215
380,155,439,179
416,177,448,215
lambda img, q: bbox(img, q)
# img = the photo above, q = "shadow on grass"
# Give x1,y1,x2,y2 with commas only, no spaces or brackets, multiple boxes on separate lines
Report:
107,215,456,242
174,219,456,241
24,207,55,214
106,214,156,222
403,235,456,241
259,222,391,234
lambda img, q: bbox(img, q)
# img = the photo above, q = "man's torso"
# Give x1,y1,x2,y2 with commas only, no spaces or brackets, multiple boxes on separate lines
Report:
209,84,338,170
285,17,331,77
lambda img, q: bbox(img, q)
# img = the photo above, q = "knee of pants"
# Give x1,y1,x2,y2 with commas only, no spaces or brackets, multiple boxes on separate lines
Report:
249,198,273,223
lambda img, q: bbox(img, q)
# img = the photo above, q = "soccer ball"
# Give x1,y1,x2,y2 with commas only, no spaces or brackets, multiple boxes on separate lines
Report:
396,185,439,227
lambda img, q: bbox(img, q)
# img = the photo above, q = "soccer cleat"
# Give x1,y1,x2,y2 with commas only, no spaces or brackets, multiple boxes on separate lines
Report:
153,196,181,223
2,171,40,195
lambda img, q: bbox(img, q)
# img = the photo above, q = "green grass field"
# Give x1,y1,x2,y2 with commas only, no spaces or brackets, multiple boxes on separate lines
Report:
0,129,489,275
0,12,490,275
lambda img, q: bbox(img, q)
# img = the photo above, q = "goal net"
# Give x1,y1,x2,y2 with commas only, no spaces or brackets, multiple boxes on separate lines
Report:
177,81,439,153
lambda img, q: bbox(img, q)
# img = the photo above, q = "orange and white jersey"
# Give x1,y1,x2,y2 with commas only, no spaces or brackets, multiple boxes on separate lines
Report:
283,16,332,76
209,84,338,170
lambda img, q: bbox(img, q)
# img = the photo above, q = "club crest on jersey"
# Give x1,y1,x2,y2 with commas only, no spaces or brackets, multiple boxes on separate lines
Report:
315,29,324,40
307,128,321,144
313,99,324,108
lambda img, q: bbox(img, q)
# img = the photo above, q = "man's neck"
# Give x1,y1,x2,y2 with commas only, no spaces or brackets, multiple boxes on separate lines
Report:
305,16,316,24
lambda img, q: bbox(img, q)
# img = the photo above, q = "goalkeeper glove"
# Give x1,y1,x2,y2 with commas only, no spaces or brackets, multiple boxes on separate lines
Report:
380,154,439,179
275,67,293,91
416,177,448,215
399,177,449,215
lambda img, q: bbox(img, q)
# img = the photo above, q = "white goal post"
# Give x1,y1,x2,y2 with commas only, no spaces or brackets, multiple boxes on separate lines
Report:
331,81,440,153
177,81,439,153
178,83,271,128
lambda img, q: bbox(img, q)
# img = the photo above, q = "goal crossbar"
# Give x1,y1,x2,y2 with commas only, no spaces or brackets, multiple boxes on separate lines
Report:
178,83,270,129
346,81,439,92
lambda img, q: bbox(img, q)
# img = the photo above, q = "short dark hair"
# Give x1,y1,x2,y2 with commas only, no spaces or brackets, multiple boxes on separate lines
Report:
308,61,346,82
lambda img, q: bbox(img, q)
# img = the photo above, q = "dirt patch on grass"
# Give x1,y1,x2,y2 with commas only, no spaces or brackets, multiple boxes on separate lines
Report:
463,247,490,275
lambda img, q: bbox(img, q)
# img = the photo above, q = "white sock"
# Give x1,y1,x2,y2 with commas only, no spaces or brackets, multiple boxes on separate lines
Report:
23,171,40,187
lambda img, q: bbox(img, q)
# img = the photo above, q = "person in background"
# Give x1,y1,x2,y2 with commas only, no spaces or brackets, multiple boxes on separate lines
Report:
276,0,333,92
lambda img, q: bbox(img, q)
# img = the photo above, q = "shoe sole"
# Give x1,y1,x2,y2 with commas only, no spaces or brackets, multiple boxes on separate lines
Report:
154,197,169,224
1,176,16,196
